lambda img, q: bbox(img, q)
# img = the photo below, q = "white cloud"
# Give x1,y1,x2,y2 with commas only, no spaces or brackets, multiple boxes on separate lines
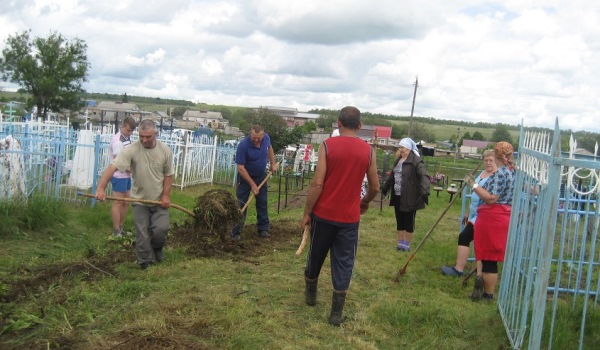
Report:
0,0,599,133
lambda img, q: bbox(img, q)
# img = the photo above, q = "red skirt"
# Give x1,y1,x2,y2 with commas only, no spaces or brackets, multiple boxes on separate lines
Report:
474,204,512,262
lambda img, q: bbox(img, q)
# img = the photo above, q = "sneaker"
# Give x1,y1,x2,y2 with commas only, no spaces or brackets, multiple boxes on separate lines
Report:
397,243,410,251
470,277,484,301
113,231,123,238
231,234,241,241
140,262,152,270
258,231,270,238
441,266,464,277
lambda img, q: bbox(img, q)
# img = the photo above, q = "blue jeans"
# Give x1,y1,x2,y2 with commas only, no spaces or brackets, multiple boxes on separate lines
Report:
231,174,269,236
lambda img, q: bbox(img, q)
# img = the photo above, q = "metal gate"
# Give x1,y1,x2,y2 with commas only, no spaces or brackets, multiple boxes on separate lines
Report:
499,120,600,349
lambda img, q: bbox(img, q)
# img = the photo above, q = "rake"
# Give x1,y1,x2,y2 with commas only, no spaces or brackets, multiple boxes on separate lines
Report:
394,163,481,281
78,192,196,217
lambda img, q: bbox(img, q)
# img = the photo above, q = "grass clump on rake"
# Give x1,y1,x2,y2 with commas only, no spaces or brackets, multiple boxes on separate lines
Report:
192,189,242,241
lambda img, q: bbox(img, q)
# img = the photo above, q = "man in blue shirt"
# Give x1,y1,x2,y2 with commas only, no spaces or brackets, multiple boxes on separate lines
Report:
231,125,278,240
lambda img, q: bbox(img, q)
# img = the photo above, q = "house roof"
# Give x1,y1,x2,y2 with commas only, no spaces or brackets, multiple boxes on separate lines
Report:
97,101,140,111
462,139,491,148
295,112,320,120
183,110,223,119
374,126,392,138
331,124,392,139
262,106,297,113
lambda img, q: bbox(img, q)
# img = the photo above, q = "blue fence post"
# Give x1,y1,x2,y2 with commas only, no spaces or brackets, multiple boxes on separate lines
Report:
528,120,563,349
90,131,101,208
54,127,66,199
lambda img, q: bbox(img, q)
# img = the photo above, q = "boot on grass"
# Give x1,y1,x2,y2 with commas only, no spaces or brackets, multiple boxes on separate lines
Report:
328,290,347,326
305,277,318,306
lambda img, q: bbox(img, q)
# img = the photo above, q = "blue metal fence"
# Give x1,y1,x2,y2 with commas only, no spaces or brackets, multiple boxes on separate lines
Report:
0,121,234,204
499,120,600,349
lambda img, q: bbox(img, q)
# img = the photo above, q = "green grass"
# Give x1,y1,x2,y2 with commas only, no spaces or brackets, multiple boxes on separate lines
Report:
2,180,595,349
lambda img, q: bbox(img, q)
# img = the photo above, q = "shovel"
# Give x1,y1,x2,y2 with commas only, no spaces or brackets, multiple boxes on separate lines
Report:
78,192,196,218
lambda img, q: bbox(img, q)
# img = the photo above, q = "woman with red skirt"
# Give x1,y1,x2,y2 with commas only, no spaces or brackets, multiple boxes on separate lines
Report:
467,141,515,301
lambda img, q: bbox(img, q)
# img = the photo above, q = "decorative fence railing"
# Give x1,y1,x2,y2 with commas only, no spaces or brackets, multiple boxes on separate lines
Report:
0,121,233,204
499,120,600,349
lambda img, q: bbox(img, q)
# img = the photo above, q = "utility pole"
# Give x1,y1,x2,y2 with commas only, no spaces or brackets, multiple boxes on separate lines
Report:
454,127,461,161
407,76,418,138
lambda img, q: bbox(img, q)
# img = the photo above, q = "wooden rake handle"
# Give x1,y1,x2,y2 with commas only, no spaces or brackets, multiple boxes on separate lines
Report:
295,227,310,257
395,163,482,280
240,164,278,213
78,192,196,218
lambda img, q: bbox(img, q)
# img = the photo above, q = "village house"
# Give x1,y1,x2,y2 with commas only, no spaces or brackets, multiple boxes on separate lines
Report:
332,123,393,145
259,106,319,127
182,110,229,129
86,101,151,123
460,139,492,155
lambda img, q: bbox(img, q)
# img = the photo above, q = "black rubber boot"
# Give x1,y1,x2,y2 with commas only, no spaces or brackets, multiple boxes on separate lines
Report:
305,277,318,306
328,290,347,326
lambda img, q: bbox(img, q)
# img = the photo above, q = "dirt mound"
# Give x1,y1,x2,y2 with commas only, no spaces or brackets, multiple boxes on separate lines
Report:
169,218,302,260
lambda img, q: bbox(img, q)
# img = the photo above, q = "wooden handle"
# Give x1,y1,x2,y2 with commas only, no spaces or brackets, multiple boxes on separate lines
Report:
295,227,310,257
78,192,196,218
396,163,482,279
240,164,278,214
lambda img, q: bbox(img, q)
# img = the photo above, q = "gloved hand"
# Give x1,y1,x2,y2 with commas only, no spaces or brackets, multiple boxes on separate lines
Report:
422,194,429,205
464,174,476,188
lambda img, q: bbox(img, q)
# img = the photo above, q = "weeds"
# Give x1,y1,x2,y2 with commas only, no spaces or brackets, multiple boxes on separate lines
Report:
0,195,66,235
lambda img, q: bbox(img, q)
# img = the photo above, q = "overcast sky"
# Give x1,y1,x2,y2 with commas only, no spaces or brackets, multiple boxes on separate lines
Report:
1,0,599,132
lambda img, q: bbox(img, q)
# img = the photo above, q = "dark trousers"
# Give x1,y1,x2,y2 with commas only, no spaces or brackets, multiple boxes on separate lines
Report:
231,174,269,235
305,215,359,291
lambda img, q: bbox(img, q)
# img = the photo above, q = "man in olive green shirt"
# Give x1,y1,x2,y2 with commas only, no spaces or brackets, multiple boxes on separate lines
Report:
96,119,175,269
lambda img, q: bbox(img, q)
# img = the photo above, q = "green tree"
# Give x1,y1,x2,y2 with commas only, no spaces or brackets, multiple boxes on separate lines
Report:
122,92,128,103
410,122,435,143
0,30,90,119
491,124,514,144
300,121,317,134
228,108,253,127
391,124,406,139
172,106,187,117
244,108,305,153
472,131,485,141
315,114,337,130
458,131,471,148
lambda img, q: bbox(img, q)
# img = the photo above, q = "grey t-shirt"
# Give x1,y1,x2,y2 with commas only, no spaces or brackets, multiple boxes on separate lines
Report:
112,140,175,202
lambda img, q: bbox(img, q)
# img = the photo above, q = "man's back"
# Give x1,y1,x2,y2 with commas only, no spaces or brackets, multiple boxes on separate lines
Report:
312,136,372,223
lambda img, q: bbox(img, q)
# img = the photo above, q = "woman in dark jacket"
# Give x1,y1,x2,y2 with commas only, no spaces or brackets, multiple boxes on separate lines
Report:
382,138,430,251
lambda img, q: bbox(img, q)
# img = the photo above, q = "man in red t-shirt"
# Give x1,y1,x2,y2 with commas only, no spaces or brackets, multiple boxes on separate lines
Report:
300,106,380,326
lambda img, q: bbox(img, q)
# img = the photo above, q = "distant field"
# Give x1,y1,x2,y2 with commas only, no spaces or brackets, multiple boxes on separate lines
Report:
389,119,521,143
